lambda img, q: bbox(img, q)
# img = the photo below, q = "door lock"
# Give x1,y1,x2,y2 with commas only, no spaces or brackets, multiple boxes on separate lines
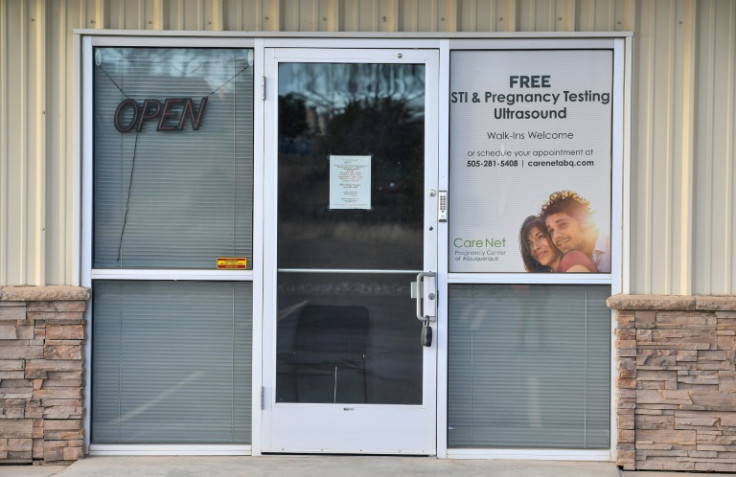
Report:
414,272,437,322
421,320,433,347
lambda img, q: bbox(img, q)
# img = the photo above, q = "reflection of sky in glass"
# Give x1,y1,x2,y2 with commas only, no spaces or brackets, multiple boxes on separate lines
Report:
97,48,253,95
279,63,425,116
93,47,254,269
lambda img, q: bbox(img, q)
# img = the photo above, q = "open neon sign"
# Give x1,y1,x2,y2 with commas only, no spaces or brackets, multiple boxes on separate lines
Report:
114,98,207,132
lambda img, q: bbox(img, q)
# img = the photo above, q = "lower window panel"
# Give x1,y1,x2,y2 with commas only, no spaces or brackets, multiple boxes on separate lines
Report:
92,280,252,444
448,284,611,449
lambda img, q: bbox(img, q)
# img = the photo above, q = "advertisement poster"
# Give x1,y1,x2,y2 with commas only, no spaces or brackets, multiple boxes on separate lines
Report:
449,50,612,273
329,155,372,210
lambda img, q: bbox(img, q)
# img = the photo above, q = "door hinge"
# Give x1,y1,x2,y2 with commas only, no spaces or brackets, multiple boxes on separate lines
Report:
260,76,266,101
261,386,265,410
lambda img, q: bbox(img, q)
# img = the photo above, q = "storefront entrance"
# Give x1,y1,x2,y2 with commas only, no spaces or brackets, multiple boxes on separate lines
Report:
261,48,439,454
82,36,622,459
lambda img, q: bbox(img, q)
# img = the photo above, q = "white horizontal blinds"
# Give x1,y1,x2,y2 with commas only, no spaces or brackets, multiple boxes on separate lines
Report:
448,285,610,449
92,281,252,444
93,48,254,269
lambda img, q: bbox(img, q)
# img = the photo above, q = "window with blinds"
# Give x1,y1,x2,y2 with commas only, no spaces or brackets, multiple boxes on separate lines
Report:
92,281,252,444
93,48,254,269
448,284,610,449
90,47,255,446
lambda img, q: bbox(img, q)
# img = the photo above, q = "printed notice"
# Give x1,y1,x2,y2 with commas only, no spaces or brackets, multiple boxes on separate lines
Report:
329,155,372,210
449,50,614,274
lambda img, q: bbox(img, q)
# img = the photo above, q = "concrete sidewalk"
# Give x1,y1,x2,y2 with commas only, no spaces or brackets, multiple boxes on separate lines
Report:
0,457,734,477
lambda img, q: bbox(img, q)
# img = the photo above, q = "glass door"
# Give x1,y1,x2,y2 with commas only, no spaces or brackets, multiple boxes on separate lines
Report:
262,48,438,454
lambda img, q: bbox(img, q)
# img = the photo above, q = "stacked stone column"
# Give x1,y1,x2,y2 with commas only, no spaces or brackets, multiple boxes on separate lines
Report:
0,286,89,464
608,295,736,472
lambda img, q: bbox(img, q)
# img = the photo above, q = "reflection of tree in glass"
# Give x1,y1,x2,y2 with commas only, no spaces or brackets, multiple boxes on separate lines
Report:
325,98,419,159
278,63,425,115
279,94,309,138
324,97,424,223
276,66,426,269
97,48,251,94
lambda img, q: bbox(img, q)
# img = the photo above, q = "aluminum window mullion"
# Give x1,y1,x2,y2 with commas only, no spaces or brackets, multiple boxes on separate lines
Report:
276,269,422,274
90,269,254,281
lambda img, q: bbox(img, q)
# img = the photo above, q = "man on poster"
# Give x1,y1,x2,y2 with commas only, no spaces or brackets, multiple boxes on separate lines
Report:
541,190,611,273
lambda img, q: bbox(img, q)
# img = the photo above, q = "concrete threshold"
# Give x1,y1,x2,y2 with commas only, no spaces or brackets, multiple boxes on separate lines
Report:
3,456,622,477
3,457,735,477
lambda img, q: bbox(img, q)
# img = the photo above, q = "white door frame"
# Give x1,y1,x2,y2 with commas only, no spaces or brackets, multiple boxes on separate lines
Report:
260,46,440,454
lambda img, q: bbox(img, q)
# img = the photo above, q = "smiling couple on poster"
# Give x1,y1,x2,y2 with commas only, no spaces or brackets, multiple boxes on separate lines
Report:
519,190,611,274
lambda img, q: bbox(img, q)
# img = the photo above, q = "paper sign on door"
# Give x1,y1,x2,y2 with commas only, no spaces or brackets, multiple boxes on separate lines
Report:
329,155,371,210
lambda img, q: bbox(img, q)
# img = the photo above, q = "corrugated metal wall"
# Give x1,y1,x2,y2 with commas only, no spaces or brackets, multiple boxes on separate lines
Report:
1,0,734,295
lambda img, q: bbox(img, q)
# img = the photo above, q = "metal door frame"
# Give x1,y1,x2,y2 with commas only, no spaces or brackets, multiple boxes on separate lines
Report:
260,45,440,455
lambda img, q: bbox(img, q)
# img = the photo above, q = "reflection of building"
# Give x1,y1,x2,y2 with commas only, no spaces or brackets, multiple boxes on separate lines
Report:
1,1,735,473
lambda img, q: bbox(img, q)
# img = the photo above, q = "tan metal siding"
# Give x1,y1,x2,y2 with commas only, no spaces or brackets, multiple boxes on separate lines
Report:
454,1,510,32
694,0,736,294
630,0,698,294
45,0,80,285
1,0,45,285
559,0,634,32
0,0,9,285
1,0,735,294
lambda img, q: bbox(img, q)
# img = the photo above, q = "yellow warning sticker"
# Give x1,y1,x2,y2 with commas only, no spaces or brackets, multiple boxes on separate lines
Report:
216,257,248,270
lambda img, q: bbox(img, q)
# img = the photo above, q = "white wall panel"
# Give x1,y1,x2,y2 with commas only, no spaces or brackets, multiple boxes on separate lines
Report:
1,0,735,293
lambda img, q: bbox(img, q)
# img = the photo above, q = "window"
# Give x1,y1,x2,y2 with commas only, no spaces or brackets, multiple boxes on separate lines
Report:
448,284,610,448
89,45,255,445
92,281,252,443
93,47,254,269
445,41,623,452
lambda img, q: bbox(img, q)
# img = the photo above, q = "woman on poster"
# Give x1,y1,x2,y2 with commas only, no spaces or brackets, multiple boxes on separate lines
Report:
519,215,597,273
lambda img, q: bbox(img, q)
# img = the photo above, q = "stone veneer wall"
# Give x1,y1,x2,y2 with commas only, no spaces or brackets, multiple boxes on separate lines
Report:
0,286,90,464
607,295,736,472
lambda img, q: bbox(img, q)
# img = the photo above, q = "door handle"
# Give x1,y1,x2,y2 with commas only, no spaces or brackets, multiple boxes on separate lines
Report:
414,272,437,322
